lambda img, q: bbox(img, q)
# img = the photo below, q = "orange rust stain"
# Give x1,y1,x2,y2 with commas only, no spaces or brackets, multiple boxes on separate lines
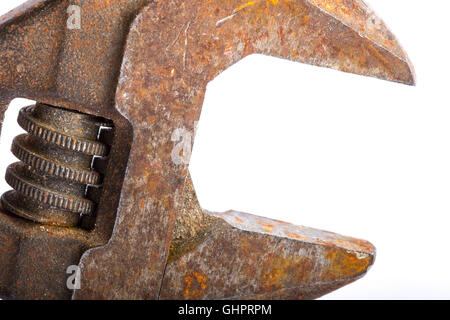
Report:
234,1,257,13
234,0,278,14
262,227,273,233
240,238,251,256
314,238,336,248
384,39,394,47
340,6,350,15
138,87,149,98
333,239,351,247
262,267,282,290
223,43,234,59
159,83,167,95
183,271,208,299
302,15,311,25
235,217,244,223
322,249,372,281
258,222,275,228
286,232,308,241
261,255,312,291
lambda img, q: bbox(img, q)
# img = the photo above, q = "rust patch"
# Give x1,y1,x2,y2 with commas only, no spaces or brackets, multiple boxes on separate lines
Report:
184,271,208,299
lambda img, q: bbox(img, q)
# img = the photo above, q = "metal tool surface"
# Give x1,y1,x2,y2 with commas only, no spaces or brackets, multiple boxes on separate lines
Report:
0,0,415,300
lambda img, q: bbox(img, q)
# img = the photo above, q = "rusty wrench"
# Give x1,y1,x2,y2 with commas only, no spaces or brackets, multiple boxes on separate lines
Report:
0,0,414,299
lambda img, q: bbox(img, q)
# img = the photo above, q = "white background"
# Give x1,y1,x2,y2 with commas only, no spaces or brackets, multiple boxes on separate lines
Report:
0,1,449,299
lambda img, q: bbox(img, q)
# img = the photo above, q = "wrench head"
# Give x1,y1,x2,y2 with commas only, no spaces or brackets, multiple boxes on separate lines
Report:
74,0,410,299
0,0,413,299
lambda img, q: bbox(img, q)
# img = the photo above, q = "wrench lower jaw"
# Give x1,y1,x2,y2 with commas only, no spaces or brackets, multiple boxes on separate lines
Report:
165,175,375,300
164,210,375,300
0,207,96,300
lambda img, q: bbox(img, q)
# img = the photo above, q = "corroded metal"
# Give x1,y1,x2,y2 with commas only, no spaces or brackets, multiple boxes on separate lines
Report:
0,0,414,300
1,103,112,228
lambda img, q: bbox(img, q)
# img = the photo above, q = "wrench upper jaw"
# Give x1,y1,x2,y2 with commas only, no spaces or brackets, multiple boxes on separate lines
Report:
305,0,416,86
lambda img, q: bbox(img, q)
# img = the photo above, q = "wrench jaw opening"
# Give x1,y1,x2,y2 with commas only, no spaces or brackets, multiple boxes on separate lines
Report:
0,0,412,300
